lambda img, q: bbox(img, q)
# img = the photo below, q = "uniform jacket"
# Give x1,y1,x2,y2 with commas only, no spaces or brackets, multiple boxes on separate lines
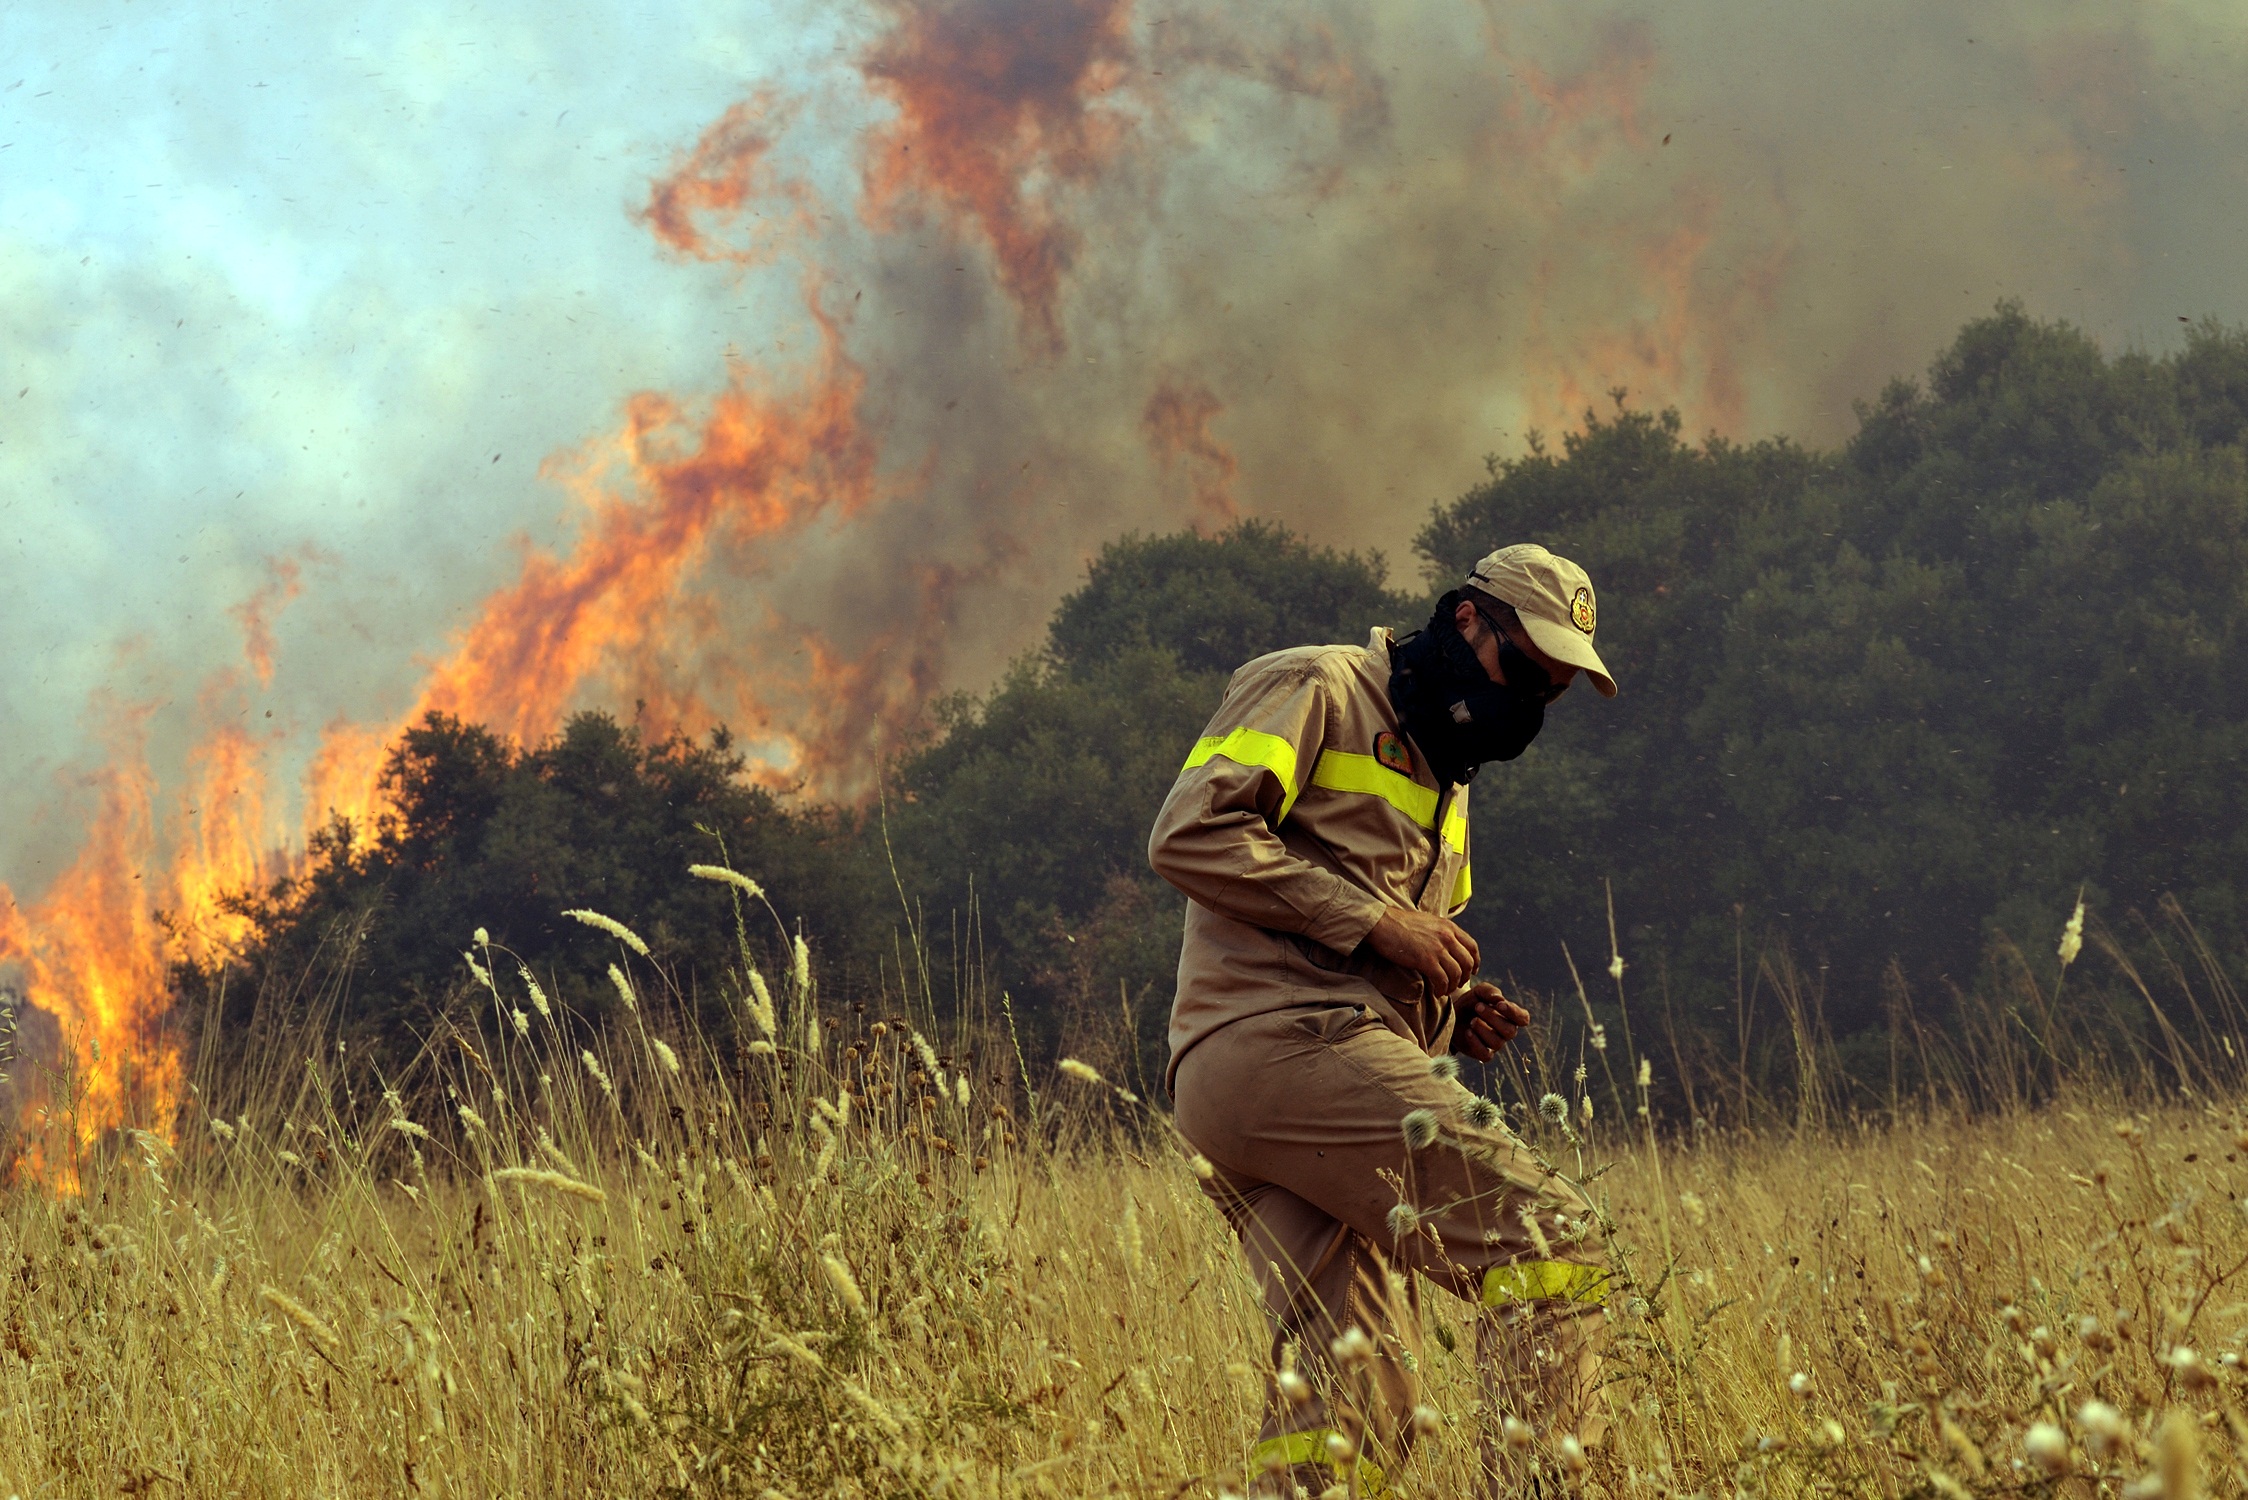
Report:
1149,627,1472,1086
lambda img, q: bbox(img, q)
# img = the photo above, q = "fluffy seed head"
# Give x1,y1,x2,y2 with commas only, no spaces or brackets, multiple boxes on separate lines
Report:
2025,1422,2069,1478
1428,1054,1460,1082
564,908,651,957
1058,1058,1102,1085
1539,1093,1569,1124
1558,1433,1588,1474
653,1039,680,1075
1788,1370,1814,1400
390,1118,430,1141
1502,1415,1534,1450
607,963,636,1013
1276,1368,1311,1405
1608,952,1626,981
1330,1326,1375,1367
473,927,489,946
1412,1405,1441,1438
2077,1400,2126,1461
1387,1202,1421,1238
581,1050,614,1099
520,967,551,1019
2058,895,2086,967
1465,1097,1503,1130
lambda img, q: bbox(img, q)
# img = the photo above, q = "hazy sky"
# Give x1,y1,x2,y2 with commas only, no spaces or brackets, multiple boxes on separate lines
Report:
5,0,2247,899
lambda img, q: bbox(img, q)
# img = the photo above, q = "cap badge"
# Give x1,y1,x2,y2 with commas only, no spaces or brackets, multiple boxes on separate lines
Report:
1374,730,1412,775
1570,585,1597,635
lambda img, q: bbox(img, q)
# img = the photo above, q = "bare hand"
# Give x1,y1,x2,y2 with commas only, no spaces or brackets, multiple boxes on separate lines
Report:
1365,907,1480,995
1453,981,1531,1062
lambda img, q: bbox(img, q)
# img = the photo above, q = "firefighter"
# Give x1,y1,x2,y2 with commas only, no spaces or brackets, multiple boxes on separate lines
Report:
1149,543,1618,1498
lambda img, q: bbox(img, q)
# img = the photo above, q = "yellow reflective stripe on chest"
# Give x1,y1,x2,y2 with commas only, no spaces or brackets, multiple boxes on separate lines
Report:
1182,727,1303,816
1309,751,1467,852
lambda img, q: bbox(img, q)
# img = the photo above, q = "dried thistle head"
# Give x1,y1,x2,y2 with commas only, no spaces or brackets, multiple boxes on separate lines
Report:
1428,1054,1460,1082
1539,1093,1568,1125
1465,1097,1503,1131
1400,1109,1439,1150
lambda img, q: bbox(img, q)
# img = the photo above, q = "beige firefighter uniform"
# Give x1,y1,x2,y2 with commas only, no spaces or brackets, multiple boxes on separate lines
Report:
1150,627,1610,1496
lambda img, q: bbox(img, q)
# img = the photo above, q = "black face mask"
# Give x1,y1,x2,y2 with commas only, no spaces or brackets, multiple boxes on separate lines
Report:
1387,591,1549,785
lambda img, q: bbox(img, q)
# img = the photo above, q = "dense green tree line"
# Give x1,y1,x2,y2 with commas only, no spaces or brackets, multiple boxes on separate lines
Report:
190,307,2248,1095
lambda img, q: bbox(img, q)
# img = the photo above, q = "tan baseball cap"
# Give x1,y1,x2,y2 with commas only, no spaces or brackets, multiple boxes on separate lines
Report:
1463,543,1618,698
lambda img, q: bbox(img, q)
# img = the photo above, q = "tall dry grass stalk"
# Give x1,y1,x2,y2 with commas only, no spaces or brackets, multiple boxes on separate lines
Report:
4,877,2248,1497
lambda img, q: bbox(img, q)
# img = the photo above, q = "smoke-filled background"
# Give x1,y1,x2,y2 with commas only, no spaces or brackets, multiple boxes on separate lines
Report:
4,0,2248,1129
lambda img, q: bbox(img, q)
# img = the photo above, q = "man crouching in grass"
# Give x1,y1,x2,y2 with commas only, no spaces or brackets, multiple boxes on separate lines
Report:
1148,545,1620,1499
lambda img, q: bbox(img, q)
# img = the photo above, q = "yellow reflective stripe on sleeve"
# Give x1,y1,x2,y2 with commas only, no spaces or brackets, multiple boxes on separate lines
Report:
1308,751,1467,853
1480,1260,1610,1308
1449,858,1472,910
1248,1429,1392,1499
1183,727,1303,817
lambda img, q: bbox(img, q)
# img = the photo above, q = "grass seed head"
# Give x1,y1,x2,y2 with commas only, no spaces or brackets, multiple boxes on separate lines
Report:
687,863,765,898
2025,1422,2069,1478
821,1254,867,1316
494,1166,606,1203
563,908,651,957
258,1286,341,1355
2158,1407,2202,1499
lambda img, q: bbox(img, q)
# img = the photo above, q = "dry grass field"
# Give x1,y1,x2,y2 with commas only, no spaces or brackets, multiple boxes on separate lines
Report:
5,887,2248,1498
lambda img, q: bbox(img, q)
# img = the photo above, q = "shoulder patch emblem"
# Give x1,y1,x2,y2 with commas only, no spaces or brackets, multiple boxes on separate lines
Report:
1570,584,1597,635
1374,730,1412,774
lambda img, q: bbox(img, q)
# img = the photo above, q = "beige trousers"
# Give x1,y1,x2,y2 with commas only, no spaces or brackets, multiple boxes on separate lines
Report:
1174,1004,1610,1496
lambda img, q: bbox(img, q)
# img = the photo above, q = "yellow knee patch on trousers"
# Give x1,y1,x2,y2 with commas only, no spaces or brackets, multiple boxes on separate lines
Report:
1480,1259,1610,1308
1250,1428,1392,1499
